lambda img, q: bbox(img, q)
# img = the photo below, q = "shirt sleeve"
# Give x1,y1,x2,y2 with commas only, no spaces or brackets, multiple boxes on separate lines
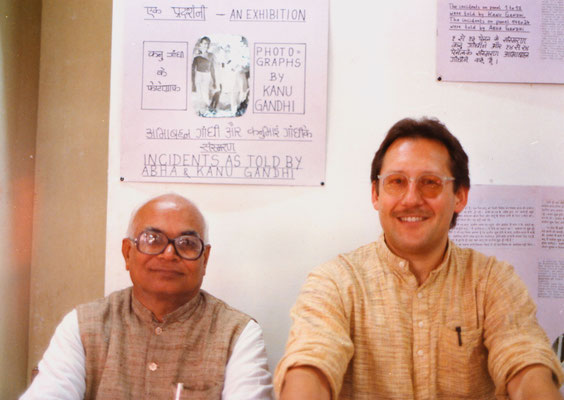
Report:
273,262,354,399
19,309,86,400
222,320,274,400
483,261,564,396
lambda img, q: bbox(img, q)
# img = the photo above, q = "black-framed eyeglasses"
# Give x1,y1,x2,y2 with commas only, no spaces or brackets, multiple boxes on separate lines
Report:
130,230,206,260
377,173,455,199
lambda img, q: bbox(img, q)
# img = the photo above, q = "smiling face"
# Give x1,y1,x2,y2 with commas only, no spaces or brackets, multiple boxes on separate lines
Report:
372,138,468,261
122,195,210,312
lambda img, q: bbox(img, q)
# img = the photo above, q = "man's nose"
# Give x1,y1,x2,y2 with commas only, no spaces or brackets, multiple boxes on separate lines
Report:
401,180,424,205
160,242,180,260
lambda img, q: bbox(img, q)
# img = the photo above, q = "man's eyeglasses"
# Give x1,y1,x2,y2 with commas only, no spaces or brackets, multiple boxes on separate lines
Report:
130,230,206,260
377,173,455,199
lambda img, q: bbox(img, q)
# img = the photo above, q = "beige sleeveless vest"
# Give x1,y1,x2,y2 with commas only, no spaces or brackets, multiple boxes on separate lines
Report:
77,287,251,399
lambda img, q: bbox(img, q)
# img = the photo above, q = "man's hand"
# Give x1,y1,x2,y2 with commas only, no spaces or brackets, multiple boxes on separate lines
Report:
279,366,331,400
507,364,563,400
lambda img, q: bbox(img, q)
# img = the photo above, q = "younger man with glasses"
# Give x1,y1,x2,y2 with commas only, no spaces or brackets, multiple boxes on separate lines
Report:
22,194,273,399
275,118,564,399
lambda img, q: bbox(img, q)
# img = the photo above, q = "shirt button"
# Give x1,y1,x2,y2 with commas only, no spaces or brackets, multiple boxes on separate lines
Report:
155,326,163,335
418,321,424,328
417,292,423,299
417,349,424,356
148,362,158,371
399,261,406,268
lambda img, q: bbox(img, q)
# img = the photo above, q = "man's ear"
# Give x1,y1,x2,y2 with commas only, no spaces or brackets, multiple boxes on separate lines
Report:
122,238,132,270
371,181,380,211
201,245,211,276
454,185,469,214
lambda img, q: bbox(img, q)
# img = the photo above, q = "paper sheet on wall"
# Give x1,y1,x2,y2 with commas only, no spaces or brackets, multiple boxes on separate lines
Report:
451,185,564,352
115,0,328,185
437,0,564,83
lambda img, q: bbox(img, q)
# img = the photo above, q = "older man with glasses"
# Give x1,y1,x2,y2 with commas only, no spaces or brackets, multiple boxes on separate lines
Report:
275,117,564,400
21,194,273,399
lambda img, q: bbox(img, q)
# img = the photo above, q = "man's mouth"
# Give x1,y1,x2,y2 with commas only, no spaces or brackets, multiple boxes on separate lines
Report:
150,267,184,276
396,215,429,223
398,216,426,222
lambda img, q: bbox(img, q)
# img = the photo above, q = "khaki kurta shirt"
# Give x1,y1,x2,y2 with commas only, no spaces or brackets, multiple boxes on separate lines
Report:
275,236,564,399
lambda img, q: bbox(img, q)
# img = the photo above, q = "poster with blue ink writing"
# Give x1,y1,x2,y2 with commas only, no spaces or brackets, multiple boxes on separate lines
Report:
114,0,328,185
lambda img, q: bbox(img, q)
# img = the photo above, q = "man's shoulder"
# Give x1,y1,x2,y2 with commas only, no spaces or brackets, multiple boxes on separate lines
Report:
342,241,380,263
76,287,132,321
323,240,378,266
450,241,515,278
310,241,381,283
200,290,253,324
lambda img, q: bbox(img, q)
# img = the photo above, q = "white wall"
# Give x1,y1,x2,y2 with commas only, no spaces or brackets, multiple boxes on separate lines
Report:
105,1,564,372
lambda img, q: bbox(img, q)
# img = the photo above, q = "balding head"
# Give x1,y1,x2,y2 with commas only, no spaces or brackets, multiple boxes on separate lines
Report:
122,193,211,318
127,194,209,243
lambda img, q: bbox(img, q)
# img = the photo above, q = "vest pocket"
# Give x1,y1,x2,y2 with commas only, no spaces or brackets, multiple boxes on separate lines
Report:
437,325,495,398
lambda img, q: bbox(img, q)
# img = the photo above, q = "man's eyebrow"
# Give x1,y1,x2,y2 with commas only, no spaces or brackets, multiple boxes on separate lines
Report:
144,226,163,233
382,170,445,175
143,227,200,237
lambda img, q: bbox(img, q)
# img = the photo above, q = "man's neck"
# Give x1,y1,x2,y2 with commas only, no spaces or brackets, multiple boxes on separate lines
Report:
408,254,444,286
132,289,196,322
149,302,181,322
385,237,449,286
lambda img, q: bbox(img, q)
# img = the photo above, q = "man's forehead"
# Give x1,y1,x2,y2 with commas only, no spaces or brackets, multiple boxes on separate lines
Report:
133,198,204,234
382,138,450,169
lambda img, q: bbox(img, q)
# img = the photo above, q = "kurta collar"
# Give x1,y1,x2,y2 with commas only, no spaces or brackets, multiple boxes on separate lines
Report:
130,288,203,325
375,234,453,280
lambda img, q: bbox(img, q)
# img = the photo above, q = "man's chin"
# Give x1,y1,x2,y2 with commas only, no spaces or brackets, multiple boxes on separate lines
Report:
386,234,430,256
